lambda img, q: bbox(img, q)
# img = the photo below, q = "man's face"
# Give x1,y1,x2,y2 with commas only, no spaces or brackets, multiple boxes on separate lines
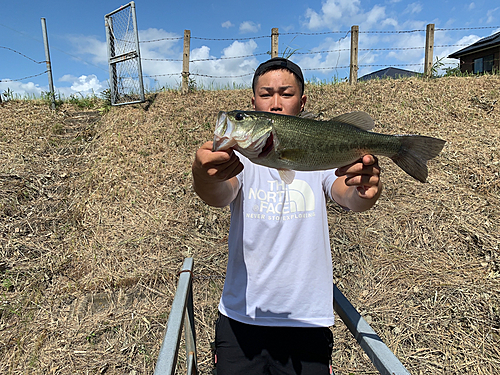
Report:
252,69,307,116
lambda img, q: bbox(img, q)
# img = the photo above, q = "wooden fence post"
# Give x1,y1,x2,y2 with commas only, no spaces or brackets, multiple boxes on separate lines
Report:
424,24,435,78
182,29,191,94
271,28,279,58
349,25,359,85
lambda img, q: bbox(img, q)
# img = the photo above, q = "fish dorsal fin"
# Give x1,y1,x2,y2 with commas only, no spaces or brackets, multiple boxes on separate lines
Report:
278,169,295,185
331,111,374,130
297,111,320,119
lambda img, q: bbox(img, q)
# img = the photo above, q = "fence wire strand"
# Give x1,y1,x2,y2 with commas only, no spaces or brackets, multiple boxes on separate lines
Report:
140,43,473,65
0,46,46,64
0,71,48,83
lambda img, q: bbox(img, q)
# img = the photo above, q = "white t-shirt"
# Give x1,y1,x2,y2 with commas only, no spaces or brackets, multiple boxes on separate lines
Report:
218,153,337,327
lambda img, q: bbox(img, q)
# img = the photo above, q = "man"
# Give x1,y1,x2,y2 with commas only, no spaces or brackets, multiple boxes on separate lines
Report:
192,57,382,374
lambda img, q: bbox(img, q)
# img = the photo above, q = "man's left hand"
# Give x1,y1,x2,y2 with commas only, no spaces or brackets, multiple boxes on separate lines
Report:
335,155,381,200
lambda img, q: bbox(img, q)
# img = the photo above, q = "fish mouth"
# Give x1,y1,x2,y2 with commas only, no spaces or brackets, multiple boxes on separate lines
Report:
212,112,237,151
212,110,272,158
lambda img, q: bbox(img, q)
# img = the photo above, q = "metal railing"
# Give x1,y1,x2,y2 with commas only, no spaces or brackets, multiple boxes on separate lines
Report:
154,258,197,375
333,285,410,375
154,258,410,375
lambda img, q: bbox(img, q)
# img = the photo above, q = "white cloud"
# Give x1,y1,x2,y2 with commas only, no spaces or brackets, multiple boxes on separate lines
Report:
304,0,391,30
469,2,476,11
66,35,108,65
486,7,499,23
295,35,354,80
188,40,259,87
365,5,387,27
386,33,426,63
53,74,104,97
239,21,261,34
0,80,44,99
222,21,234,28
70,75,103,93
382,18,399,28
304,0,361,29
404,3,423,15
134,28,183,89
455,34,482,47
61,28,183,92
0,74,105,99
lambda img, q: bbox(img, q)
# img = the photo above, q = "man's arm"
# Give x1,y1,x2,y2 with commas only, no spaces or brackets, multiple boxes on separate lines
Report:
331,155,382,212
192,141,243,207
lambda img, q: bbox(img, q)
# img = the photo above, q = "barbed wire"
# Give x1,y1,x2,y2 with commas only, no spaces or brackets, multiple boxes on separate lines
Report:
190,72,254,79
137,25,500,45
192,35,270,41
139,42,473,65
139,36,184,43
281,31,351,36
0,71,48,83
143,52,271,63
143,72,180,78
436,26,500,31
0,46,46,64
137,28,465,45
361,29,425,34
3,22,495,85
150,60,465,80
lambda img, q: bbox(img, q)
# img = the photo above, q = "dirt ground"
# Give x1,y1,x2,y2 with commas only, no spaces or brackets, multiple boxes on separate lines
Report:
1,75,499,374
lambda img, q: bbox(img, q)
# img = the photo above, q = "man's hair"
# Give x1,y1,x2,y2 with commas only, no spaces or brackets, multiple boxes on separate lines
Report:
252,57,305,95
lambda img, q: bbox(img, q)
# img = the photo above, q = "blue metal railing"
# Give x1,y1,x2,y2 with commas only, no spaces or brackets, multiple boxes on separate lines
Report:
154,258,410,375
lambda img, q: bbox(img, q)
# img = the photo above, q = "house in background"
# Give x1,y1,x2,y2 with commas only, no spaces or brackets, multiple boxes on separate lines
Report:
448,31,500,74
358,67,419,81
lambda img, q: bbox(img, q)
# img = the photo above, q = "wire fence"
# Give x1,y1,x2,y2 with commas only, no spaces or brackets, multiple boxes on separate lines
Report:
137,25,500,85
0,46,48,83
1,24,499,91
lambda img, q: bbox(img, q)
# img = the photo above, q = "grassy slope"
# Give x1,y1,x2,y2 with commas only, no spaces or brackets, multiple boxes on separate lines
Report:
0,76,499,374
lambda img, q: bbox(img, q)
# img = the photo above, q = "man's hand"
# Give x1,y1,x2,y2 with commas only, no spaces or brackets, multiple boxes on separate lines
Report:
335,155,381,199
192,141,243,207
332,155,382,211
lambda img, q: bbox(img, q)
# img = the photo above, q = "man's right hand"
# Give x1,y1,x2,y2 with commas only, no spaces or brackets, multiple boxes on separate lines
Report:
191,141,243,207
193,141,243,182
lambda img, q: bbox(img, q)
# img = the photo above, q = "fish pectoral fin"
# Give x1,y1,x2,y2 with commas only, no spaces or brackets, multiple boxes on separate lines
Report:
278,169,295,185
332,111,374,130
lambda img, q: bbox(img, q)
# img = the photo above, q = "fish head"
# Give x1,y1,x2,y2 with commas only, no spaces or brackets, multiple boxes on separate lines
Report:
213,110,274,159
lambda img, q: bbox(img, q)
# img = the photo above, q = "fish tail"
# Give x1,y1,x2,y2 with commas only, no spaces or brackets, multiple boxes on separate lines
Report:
390,135,446,182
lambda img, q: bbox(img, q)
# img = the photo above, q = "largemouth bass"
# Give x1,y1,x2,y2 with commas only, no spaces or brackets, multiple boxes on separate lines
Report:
212,110,445,184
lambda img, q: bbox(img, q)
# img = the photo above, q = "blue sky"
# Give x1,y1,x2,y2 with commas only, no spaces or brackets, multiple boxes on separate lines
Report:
1,0,499,98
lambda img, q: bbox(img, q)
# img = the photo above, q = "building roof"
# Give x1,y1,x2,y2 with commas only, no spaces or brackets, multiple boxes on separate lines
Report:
358,67,419,81
448,31,500,58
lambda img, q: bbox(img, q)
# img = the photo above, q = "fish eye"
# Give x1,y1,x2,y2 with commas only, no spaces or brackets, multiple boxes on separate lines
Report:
235,112,244,121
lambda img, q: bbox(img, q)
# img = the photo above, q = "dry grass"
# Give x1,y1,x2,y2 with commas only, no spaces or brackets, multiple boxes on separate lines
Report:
0,75,499,374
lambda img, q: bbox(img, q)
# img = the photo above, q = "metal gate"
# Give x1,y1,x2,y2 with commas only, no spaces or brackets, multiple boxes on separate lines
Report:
104,1,145,106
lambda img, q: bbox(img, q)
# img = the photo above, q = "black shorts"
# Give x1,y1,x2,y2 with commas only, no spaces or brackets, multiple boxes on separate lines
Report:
214,314,333,375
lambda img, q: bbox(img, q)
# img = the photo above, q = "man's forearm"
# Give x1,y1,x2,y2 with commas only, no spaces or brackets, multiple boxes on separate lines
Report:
193,177,239,208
